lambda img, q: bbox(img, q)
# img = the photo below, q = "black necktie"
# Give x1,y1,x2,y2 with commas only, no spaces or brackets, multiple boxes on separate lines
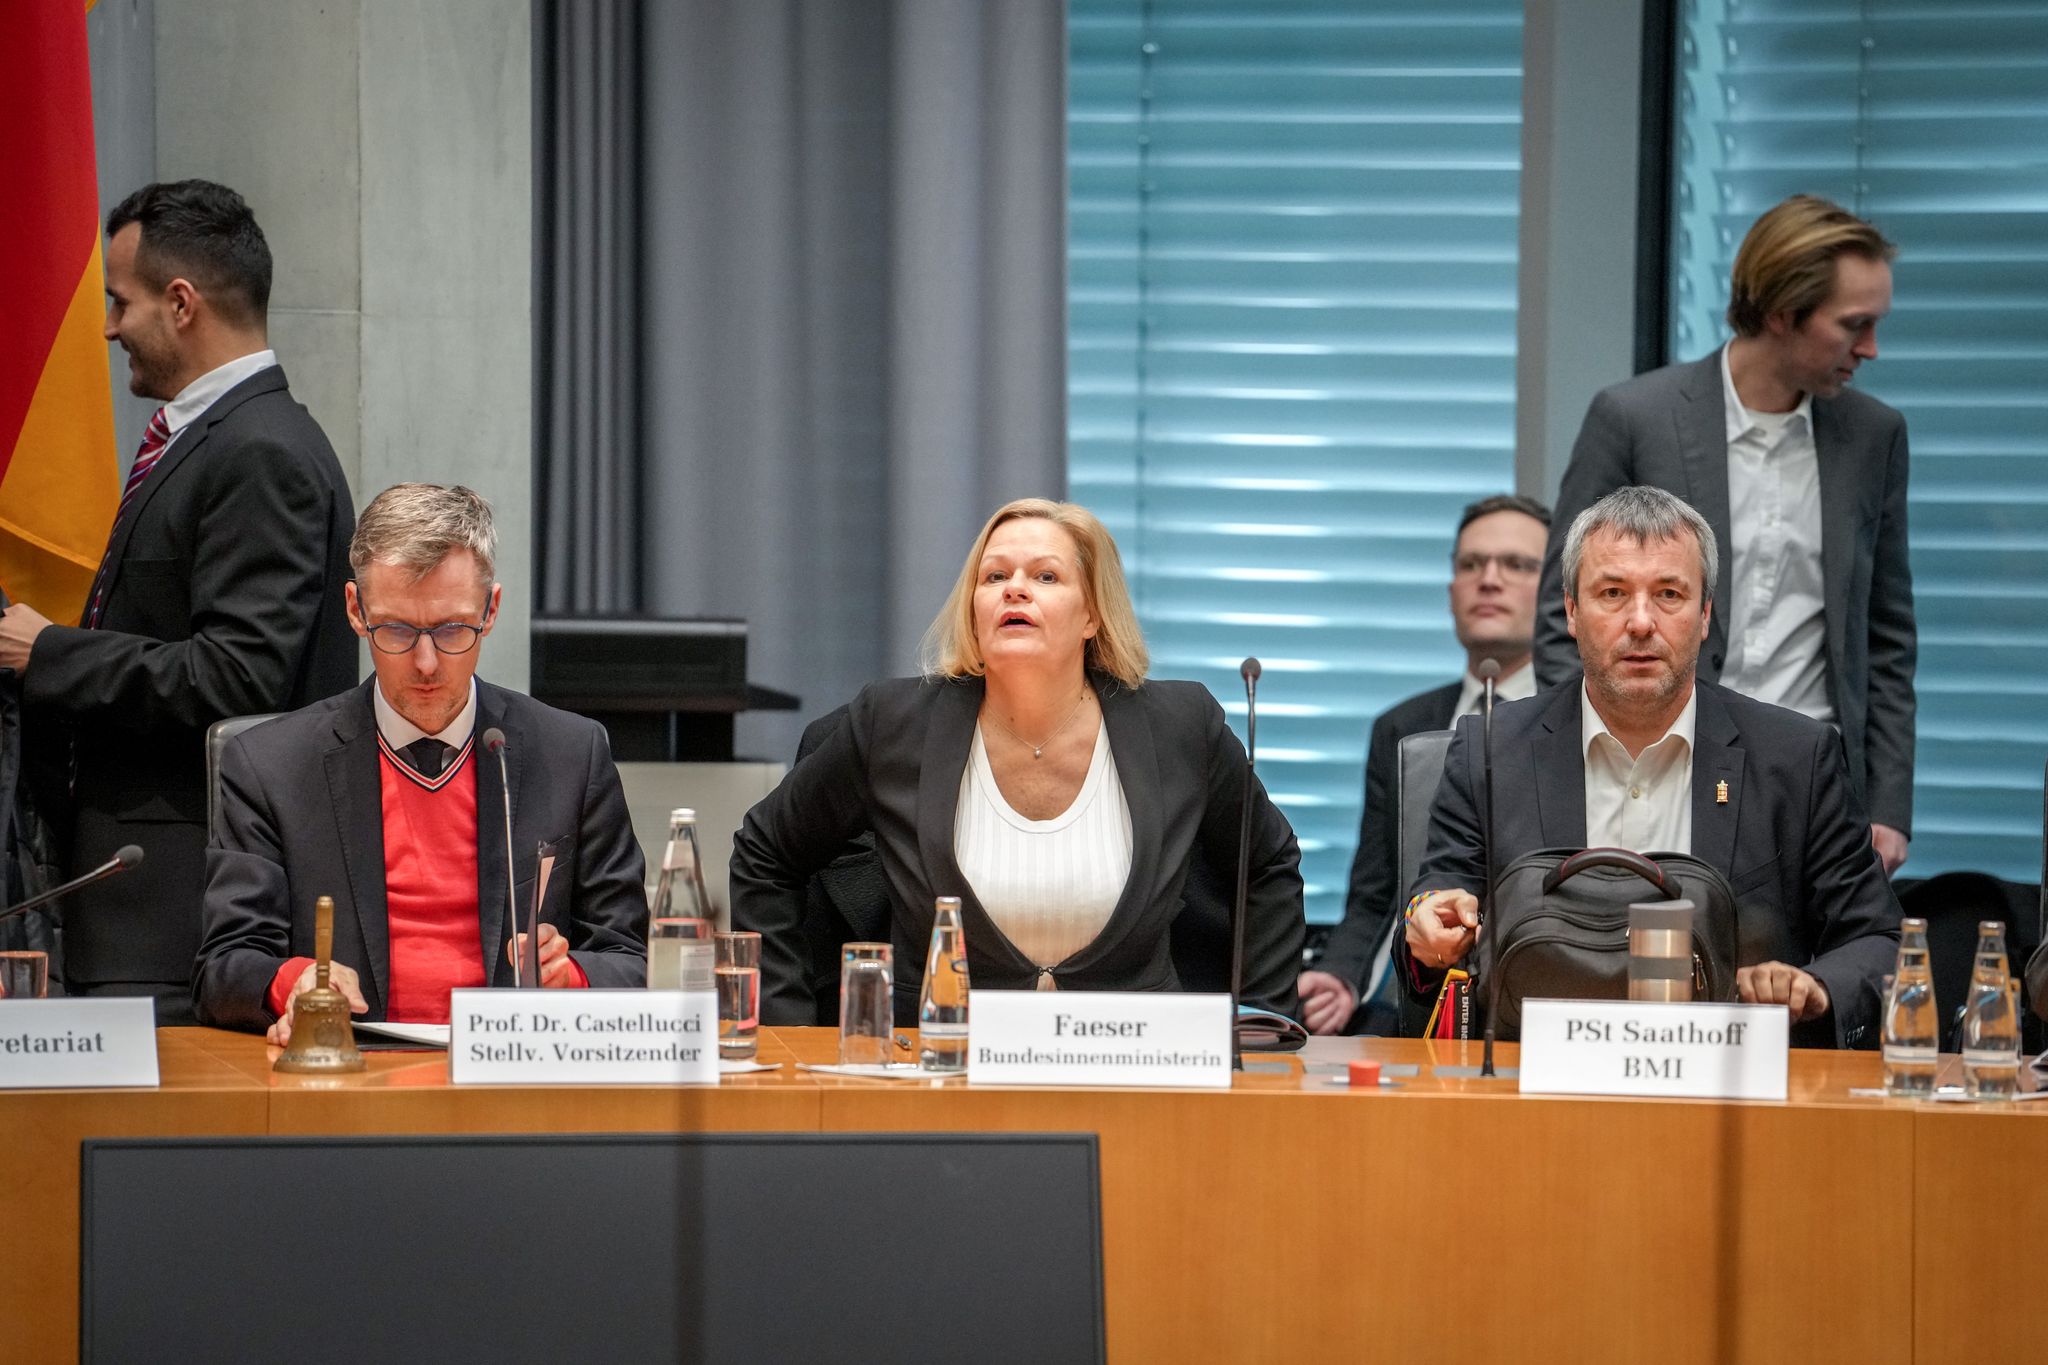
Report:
403,738,449,778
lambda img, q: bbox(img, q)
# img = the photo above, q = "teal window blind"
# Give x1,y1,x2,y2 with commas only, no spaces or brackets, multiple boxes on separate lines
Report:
1069,0,1524,924
1670,1,2048,881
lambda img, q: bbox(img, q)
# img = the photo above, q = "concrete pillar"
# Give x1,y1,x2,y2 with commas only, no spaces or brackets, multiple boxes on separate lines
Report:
112,0,532,689
1514,0,1649,503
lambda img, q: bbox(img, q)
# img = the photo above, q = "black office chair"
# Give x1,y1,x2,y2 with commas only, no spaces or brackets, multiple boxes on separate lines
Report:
204,715,281,842
1387,730,1453,1036
1395,729,1454,901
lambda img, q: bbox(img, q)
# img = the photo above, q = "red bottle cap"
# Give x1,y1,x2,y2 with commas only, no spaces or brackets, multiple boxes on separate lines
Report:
1347,1059,1381,1088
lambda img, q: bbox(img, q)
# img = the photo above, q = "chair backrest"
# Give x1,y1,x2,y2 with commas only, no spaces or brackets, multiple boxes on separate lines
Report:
205,715,281,841
1395,729,1455,901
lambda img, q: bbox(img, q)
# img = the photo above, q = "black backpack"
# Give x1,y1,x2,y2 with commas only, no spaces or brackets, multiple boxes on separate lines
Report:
1476,847,1739,1039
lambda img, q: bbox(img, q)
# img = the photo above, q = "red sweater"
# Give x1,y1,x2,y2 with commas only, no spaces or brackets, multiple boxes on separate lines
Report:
267,733,584,1021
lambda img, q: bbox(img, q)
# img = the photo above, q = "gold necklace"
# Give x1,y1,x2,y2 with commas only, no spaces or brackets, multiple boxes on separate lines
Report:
984,687,1092,760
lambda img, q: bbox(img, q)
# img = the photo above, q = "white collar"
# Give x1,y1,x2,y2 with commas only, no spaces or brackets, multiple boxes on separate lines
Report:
1455,660,1536,716
1581,679,1698,761
1720,343,1811,445
162,349,279,438
371,676,479,751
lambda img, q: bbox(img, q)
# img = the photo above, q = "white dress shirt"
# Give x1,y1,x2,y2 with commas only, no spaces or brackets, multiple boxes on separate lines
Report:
1719,345,1833,722
1453,659,1536,720
371,676,479,752
160,349,279,443
954,724,1133,988
1582,682,1696,854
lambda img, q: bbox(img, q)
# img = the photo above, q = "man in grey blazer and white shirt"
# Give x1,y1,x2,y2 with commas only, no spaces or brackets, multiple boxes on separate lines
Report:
1535,195,1915,873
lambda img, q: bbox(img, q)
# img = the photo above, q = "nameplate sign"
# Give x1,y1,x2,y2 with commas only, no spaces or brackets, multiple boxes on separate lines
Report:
967,990,1231,1088
1519,999,1788,1101
0,998,159,1089
448,989,718,1085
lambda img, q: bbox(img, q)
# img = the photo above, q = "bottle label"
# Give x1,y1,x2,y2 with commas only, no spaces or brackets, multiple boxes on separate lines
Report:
1881,1045,1936,1065
1961,1047,2016,1067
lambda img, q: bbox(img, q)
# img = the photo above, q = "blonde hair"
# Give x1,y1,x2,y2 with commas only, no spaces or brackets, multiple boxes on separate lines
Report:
920,499,1148,689
1726,195,1896,337
350,483,496,591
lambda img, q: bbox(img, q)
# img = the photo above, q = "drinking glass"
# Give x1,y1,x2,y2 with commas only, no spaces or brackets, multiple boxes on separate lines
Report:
0,951,48,999
839,942,894,1066
649,917,714,992
715,931,761,1060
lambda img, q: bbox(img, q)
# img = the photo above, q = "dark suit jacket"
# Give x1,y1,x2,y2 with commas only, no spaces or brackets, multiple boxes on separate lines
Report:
1401,680,1902,1048
1314,680,1460,991
1534,350,1917,834
25,367,357,988
731,674,1305,1025
192,679,647,1031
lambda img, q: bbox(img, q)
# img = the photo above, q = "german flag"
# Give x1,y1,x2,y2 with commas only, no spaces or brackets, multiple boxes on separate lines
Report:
0,0,117,626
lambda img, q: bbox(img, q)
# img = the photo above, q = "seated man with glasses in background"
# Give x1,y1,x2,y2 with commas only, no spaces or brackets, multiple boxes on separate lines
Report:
1298,493,1551,1034
194,484,646,1042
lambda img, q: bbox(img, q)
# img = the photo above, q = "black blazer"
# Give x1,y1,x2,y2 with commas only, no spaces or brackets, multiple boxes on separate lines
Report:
193,679,648,1030
1534,350,1917,834
1400,680,1901,1048
1315,680,1460,991
731,674,1305,1025
25,367,357,988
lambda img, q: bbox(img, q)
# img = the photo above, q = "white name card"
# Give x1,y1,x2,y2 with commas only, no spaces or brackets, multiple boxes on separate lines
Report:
967,990,1231,1088
0,998,159,1089
1518,999,1788,1101
448,989,718,1085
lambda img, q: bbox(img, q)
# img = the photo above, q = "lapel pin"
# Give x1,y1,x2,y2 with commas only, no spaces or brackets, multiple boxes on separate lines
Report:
1715,779,1729,805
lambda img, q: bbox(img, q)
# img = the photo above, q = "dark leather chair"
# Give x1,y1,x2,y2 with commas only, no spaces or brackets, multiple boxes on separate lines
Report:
205,715,280,842
1395,730,1454,908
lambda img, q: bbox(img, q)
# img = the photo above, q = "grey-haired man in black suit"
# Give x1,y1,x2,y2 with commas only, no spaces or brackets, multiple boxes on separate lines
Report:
1535,194,1914,876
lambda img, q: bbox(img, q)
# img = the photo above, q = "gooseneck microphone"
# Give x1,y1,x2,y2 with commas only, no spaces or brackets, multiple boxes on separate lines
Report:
1474,658,1502,1077
0,845,144,924
1228,657,1262,1071
482,727,532,988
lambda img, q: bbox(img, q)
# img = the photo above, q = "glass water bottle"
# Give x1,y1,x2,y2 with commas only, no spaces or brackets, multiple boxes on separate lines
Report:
1959,921,2020,1100
918,897,970,1073
648,808,713,992
1880,917,1938,1097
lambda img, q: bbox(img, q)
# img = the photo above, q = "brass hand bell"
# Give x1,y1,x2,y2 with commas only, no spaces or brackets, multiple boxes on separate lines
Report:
274,894,366,1073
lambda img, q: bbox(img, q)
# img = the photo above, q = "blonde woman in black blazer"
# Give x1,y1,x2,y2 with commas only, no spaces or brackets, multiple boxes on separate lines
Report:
732,498,1305,1025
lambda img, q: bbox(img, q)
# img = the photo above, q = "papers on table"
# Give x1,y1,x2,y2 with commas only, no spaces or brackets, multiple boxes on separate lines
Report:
353,1020,449,1048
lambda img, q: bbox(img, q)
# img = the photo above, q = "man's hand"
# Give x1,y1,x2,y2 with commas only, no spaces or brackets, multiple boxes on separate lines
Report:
508,923,579,988
1297,970,1359,1035
265,960,369,1047
0,602,52,673
1736,961,1831,1022
1404,890,1479,972
1871,823,1909,876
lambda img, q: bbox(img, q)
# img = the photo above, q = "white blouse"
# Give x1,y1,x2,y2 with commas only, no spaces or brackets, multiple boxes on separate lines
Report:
953,723,1134,987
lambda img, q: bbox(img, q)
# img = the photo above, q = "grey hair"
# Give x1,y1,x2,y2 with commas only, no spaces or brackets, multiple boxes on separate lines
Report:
1560,485,1718,602
349,483,497,589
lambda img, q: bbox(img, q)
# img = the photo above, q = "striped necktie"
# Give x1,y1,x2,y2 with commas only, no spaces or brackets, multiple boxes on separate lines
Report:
83,408,172,629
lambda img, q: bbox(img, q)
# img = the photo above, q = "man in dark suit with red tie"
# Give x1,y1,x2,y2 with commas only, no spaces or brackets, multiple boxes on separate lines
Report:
0,180,356,1021
194,485,647,1043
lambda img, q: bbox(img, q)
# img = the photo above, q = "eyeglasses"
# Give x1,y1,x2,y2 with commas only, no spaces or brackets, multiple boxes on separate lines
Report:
1453,552,1542,579
364,603,493,655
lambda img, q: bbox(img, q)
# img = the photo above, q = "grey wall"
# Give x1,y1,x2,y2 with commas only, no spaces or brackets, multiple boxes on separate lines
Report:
1514,0,1648,503
86,0,160,466
86,0,533,689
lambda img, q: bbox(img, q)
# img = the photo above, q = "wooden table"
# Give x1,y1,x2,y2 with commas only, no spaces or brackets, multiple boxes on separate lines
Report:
4,1029,2041,1363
